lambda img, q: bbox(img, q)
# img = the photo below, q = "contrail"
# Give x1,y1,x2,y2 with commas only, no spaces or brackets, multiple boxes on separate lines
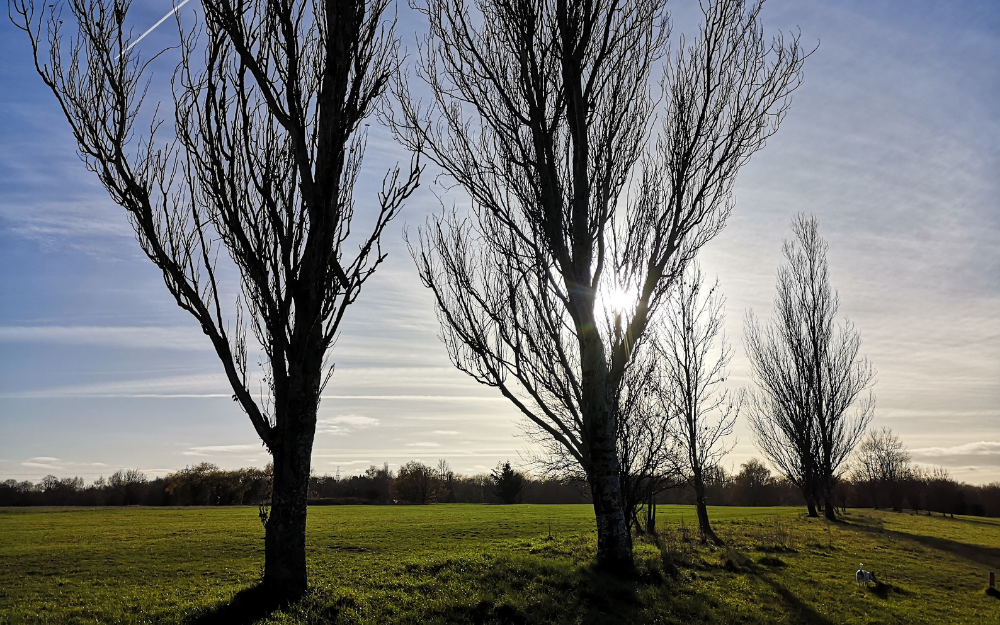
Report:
117,0,194,59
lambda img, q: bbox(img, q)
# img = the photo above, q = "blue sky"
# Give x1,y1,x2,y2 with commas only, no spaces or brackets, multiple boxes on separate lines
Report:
1,0,998,484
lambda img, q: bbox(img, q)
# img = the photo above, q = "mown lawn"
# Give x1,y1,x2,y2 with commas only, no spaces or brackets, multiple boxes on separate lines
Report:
0,505,997,624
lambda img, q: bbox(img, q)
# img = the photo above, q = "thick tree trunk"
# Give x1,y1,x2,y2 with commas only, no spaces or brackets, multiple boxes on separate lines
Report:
575,294,634,574
263,396,317,599
587,404,633,573
588,461,633,573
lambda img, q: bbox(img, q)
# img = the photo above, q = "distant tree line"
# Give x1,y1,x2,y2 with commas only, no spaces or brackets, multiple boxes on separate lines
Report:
0,460,586,507
3,454,997,517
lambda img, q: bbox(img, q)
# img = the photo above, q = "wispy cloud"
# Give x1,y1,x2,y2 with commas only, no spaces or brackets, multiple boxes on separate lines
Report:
20,457,116,472
406,442,440,448
321,395,505,402
317,414,380,436
0,373,230,398
0,326,210,350
433,430,460,435
182,444,265,457
911,441,1000,457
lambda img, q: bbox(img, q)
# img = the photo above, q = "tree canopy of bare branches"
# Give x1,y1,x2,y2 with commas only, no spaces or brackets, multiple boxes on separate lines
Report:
10,0,419,597
851,426,911,511
745,214,874,520
659,264,739,543
394,0,806,570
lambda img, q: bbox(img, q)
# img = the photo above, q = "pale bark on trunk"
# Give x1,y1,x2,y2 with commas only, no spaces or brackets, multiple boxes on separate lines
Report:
588,454,633,572
584,398,634,572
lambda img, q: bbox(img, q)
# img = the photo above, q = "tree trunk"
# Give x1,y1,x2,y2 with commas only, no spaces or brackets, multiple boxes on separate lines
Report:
645,496,656,535
576,298,634,574
805,492,818,517
587,411,633,574
263,397,317,599
692,470,720,544
823,495,837,521
588,467,633,573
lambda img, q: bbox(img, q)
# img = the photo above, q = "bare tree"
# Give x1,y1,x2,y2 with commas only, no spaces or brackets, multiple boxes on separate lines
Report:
616,341,681,536
525,340,681,537
851,426,910,511
744,313,819,514
746,214,874,520
394,0,805,571
10,0,419,597
730,458,775,506
658,264,739,544
109,468,148,506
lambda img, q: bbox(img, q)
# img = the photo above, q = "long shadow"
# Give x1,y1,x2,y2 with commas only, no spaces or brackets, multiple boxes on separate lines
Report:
188,583,302,625
757,575,836,625
838,518,1000,569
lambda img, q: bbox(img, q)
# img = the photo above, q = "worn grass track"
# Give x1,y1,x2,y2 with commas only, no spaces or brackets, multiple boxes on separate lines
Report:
0,505,997,623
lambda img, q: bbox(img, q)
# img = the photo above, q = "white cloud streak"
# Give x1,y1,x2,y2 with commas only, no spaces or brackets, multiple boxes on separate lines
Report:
316,414,380,436
182,444,264,456
0,326,210,350
910,441,1000,458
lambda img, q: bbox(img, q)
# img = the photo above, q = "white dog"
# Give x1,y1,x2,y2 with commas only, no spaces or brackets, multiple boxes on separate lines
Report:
855,563,875,587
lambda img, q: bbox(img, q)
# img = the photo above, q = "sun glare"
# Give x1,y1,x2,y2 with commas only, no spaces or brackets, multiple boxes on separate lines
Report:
598,284,640,316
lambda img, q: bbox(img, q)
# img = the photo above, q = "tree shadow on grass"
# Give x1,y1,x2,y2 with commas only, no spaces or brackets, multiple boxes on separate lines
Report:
188,583,305,625
839,518,1000,569
756,575,835,625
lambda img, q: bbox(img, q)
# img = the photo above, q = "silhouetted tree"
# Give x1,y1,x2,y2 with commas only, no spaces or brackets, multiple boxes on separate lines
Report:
746,215,874,520
851,426,910,511
615,340,681,536
491,461,525,504
11,0,420,597
364,463,394,501
395,0,806,571
110,468,147,505
730,459,775,507
392,461,442,504
659,264,739,543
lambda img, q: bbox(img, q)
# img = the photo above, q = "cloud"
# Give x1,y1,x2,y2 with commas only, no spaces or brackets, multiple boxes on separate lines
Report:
406,442,440,448
0,373,231,398
321,394,505,402
183,444,265,457
316,414,379,436
433,430,460,435
18,457,114,472
910,441,1000,457
0,326,210,351
22,461,63,470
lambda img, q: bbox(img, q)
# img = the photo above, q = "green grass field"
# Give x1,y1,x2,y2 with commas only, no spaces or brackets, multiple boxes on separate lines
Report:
1,505,998,624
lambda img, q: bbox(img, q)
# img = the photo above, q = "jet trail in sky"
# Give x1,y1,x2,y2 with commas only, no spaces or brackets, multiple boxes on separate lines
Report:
118,0,193,59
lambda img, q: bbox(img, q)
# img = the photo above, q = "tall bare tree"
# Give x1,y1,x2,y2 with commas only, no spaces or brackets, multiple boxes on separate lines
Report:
395,0,806,570
746,214,874,521
658,264,738,544
11,0,419,597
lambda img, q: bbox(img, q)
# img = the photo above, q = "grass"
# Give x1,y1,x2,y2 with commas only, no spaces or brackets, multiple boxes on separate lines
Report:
1,505,998,624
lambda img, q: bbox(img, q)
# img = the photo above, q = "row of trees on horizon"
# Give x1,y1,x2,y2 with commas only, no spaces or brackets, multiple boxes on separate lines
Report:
5,452,997,519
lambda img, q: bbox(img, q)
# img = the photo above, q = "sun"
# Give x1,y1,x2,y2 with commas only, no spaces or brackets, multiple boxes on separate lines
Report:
597,284,640,317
